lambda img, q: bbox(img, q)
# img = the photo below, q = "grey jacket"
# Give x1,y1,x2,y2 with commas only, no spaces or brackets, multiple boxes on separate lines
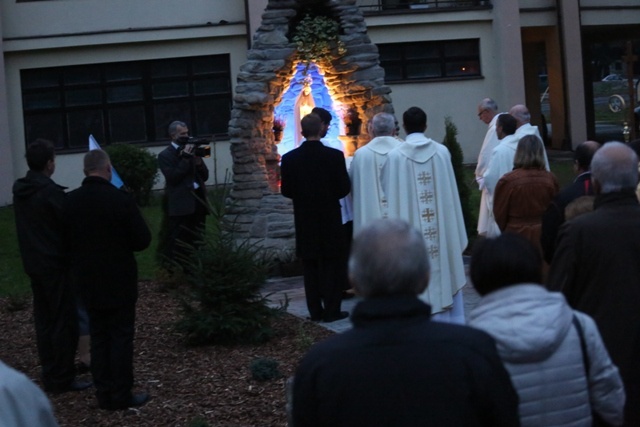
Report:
468,284,625,426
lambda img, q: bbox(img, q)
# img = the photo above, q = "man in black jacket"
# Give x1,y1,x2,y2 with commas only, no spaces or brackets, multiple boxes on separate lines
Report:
64,149,151,410
293,219,520,427
540,140,600,263
157,121,209,265
280,113,351,323
12,139,90,393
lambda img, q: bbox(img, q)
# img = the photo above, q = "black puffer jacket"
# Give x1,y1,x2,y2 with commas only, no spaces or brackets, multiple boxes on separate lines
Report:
12,170,67,277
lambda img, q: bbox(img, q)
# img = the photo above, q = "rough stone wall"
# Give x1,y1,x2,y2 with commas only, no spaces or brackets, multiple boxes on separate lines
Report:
227,0,393,257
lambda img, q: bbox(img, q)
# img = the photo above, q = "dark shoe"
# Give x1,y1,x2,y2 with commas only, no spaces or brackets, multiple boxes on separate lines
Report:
46,379,93,394
77,362,90,374
104,392,150,410
322,311,349,323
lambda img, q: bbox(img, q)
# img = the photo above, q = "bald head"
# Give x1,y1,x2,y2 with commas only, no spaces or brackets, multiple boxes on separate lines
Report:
509,104,531,127
591,141,638,194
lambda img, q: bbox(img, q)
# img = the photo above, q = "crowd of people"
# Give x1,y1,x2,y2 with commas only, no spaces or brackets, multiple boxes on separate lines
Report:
288,102,637,426
4,100,639,426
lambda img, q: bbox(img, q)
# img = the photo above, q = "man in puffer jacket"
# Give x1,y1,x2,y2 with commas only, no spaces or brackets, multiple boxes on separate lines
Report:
468,233,625,427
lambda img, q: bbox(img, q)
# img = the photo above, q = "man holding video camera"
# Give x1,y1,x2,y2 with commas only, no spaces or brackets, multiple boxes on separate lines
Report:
158,120,209,264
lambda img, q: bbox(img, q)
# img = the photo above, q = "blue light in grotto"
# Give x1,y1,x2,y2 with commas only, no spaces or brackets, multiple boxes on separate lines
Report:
274,62,344,157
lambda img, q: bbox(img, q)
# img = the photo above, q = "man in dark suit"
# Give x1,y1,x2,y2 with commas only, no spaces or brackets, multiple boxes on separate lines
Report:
12,139,90,393
293,219,520,427
548,142,640,425
64,149,151,410
540,140,600,264
157,121,209,263
281,113,351,322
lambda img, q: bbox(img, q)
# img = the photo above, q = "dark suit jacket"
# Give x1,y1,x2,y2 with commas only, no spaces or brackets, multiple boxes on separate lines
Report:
158,145,209,216
547,190,640,424
293,296,520,427
540,172,593,263
280,140,350,259
64,176,151,310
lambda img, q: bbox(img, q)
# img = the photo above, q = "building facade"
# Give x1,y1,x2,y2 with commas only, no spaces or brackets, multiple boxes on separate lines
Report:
0,0,638,206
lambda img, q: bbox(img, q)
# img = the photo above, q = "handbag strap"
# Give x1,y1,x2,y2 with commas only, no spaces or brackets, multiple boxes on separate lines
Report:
572,313,590,376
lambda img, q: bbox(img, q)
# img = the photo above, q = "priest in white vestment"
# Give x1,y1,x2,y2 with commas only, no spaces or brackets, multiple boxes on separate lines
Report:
350,112,401,234
510,104,550,170
475,98,502,236
482,114,520,238
381,107,468,324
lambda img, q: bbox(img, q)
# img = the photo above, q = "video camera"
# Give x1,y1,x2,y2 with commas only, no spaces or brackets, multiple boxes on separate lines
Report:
176,136,212,158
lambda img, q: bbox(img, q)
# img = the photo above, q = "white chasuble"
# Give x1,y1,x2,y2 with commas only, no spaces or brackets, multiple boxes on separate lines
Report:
381,133,468,314
350,136,401,234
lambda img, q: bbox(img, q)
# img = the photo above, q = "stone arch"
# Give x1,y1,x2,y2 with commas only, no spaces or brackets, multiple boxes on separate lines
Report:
227,0,393,253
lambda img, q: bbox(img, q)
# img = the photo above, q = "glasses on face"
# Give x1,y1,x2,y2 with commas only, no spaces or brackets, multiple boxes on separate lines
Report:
477,109,488,117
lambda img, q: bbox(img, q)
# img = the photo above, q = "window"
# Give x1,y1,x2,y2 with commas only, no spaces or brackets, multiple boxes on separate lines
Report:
21,55,232,150
378,39,481,83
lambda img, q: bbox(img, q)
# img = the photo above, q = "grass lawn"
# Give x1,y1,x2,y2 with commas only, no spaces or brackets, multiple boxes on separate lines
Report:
0,158,577,297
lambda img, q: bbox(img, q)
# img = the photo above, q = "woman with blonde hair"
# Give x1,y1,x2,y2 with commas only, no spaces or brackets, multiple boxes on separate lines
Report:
493,135,558,253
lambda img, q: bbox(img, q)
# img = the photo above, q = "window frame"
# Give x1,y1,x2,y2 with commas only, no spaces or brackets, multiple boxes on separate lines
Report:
378,39,482,83
20,54,232,152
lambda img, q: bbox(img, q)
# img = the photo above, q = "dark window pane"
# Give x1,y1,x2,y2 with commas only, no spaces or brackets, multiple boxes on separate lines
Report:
444,40,478,57
195,98,231,135
66,89,102,106
153,81,189,99
107,85,144,103
109,107,147,142
64,67,101,85
21,69,59,89
105,63,143,82
382,65,403,81
445,61,480,76
67,110,105,147
24,113,64,147
192,55,230,74
405,44,439,60
150,59,188,78
153,102,191,139
407,63,441,79
378,45,402,61
23,91,60,109
194,77,230,95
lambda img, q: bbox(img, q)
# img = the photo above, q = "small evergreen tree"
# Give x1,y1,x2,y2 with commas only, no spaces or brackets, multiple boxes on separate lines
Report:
442,117,476,240
105,143,158,206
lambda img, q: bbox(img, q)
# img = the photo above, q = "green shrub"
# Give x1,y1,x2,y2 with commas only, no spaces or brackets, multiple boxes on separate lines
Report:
250,357,281,381
105,143,158,206
172,187,279,346
442,117,476,240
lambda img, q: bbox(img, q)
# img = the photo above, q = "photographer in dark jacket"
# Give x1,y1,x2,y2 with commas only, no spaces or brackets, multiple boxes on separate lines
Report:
64,149,151,410
157,121,209,264
12,139,90,393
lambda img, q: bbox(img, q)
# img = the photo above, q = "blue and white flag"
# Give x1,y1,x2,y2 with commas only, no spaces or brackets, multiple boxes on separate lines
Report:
88,135,124,188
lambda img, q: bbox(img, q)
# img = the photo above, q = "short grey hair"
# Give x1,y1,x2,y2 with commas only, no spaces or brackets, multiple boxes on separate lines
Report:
168,120,187,139
83,149,111,175
479,98,498,112
591,141,638,193
371,113,396,137
348,219,430,298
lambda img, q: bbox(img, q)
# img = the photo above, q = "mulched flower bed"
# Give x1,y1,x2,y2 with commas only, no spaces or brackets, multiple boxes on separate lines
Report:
0,281,333,426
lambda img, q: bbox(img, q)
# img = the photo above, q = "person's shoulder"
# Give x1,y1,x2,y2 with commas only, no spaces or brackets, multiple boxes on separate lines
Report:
429,322,499,354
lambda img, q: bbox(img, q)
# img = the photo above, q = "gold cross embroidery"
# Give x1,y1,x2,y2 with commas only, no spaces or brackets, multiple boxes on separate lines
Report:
428,245,440,259
420,190,434,205
421,208,435,223
417,171,432,186
424,227,438,241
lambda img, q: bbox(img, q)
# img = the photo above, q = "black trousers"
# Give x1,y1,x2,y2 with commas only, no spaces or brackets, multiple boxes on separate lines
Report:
302,257,342,320
164,203,207,263
31,271,78,390
89,304,136,408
